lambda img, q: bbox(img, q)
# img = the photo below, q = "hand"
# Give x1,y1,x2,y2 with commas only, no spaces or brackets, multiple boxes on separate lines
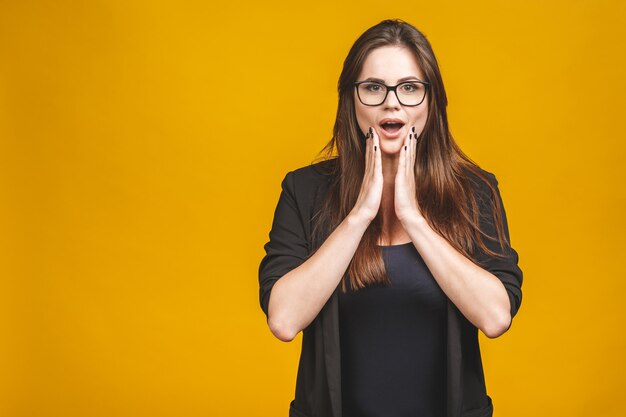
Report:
351,127,383,224
395,126,424,224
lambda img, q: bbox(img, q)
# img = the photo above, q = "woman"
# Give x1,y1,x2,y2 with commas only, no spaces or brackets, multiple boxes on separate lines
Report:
259,19,523,417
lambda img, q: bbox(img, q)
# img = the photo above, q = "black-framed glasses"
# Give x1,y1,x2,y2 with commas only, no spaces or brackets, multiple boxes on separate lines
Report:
354,80,430,106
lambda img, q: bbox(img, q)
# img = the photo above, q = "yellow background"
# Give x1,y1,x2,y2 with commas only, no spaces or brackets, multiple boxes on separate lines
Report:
1,0,625,416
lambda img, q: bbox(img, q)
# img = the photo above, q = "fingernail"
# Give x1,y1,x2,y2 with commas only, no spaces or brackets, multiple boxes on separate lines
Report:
412,126,415,133
409,133,413,140
369,127,373,136
405,145,407,150
374,145,377,151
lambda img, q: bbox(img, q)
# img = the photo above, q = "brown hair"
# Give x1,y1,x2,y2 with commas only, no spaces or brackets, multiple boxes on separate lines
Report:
309,18,511,292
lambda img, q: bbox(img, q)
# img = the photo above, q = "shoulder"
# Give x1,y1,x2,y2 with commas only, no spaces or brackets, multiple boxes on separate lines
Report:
462,166,501,211
287,157,337,190
464,166,499,199
465,166,498,189
279,158,337,220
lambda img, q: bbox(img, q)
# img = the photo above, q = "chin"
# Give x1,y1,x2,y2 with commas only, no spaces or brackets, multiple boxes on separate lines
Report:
380,143,403,155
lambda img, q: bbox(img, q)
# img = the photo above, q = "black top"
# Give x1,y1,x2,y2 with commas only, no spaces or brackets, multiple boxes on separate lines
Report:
339,242,448,417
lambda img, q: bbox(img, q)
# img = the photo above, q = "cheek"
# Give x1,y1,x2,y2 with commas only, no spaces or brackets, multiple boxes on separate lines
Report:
355,105,375,127
413,107,428,124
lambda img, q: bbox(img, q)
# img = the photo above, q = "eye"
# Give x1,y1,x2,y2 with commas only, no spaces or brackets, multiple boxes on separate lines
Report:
364,82,383,92
400,83,419,92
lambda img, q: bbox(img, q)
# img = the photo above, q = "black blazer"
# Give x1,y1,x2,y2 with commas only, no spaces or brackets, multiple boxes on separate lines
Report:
259,158,523,417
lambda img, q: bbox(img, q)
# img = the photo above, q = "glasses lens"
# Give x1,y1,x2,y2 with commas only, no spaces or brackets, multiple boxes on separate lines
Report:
358,82,387,105
397,82,426,106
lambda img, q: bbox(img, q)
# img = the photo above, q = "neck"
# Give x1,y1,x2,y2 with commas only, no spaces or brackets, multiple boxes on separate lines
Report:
379,151,401,233
381,151,400,188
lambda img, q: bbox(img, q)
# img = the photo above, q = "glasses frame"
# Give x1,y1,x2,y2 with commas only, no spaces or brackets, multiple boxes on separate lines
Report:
353,80,431,107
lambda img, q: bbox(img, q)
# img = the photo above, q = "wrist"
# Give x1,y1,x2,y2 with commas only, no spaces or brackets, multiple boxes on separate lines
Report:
346,210,373,229
399,210,426,229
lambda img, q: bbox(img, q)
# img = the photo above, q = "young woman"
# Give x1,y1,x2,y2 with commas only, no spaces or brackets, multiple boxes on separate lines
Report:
259,19,523,417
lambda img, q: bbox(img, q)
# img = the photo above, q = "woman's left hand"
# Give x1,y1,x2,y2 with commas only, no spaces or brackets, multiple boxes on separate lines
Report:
395,126,425,224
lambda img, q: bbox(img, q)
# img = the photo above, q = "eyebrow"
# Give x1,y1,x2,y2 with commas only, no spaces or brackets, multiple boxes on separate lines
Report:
364,76,423,83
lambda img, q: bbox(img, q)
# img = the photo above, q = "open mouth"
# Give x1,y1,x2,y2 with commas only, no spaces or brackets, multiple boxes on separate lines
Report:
380,121,405,134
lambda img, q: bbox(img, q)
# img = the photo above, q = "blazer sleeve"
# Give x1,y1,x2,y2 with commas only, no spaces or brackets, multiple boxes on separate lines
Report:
258,170,310,321
474,172,524,327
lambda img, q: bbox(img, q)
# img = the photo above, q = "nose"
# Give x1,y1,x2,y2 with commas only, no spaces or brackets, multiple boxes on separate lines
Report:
383,87,401,109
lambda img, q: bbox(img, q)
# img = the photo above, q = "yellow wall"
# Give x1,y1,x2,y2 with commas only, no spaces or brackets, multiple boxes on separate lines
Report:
1,1,624,416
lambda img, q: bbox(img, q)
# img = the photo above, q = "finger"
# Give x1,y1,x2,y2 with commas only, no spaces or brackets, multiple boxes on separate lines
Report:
399,134,406,175
369,127,376,174
364,128,371,176
372,127,381,177
411,126,416,173
405,131,411,177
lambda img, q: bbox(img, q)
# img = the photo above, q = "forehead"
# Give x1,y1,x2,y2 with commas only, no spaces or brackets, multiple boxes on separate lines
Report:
358,45,425,82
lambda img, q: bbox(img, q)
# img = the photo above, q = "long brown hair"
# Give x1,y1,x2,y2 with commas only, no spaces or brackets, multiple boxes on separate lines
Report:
309,18,511,292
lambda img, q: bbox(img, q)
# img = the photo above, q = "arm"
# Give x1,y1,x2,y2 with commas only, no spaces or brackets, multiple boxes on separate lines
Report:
269,213,369,342
400,173,523,338
258,171,371,342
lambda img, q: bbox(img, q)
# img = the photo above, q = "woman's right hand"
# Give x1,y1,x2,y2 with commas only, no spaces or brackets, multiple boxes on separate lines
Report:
350,127,383,224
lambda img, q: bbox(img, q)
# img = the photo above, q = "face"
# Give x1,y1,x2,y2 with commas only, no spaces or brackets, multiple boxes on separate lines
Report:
354,45,429,155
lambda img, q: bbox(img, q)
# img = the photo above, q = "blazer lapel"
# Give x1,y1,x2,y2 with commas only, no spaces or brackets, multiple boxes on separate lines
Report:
447,299,463,417
321,285,342,417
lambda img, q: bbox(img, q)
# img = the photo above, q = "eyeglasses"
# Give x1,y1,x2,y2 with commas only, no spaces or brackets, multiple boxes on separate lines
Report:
354,80,430,106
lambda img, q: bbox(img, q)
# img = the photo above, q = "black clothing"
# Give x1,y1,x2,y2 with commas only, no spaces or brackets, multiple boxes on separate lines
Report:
258,158,523,417
339,243,448,417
